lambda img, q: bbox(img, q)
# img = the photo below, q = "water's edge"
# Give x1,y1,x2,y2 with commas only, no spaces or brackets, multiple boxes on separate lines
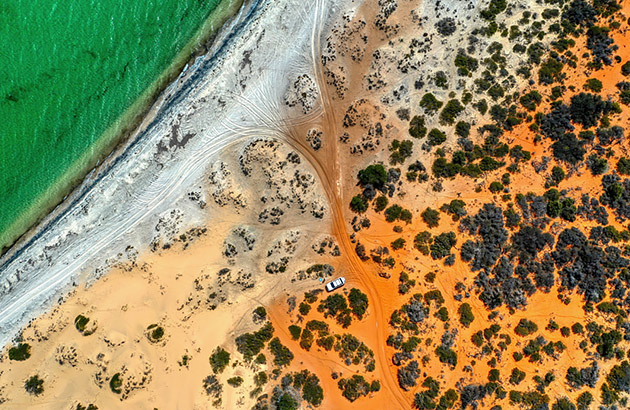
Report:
0,0,260,268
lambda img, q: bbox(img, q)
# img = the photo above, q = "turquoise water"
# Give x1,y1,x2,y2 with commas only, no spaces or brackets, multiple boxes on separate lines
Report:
0,0,227,252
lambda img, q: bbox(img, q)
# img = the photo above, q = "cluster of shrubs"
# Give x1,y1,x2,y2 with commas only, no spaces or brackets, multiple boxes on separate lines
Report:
272,370,324,408
414,376,458,410
337,375,379,402
351,164,399,214
235,322,274,361
317,288,369,327
554,227,629,302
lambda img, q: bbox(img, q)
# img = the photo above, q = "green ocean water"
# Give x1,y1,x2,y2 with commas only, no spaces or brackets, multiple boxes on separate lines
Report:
0,0,229,252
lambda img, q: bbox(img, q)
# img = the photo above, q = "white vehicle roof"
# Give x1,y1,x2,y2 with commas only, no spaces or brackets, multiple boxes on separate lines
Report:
325,277,346,291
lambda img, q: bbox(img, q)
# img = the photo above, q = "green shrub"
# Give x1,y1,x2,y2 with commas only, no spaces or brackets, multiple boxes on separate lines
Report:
277,393,298,410
299,302,311,316
338,375,372,402
520,91,542,111
391,238,406,250
430,232,456,259
585,78,603,92
622,61,630,76
8,343,31,361
348,288,369,318
550,166,566,185
436,307,449,322
288,325,302,340
409,115,427,138
357,164,387,188
389,139,414,165
440,99,465,125
455,121,471,138
254,371,268,387
458,303,474,327
514,319,538,336
414,231,432,255
385,205,412,224
577,391,593,410
235,322,274,361
25,375,44,396
509,368,526,385
146,324,164,343
480,0,507,20
300,328,314,350
209,347,230,373
435,345,458,366
350,195,368,213
420,93,443,114
427,129,447,146
253,306,267,320
454,52,479,76
539,57,564,85
109,373,123,394
617,158,630,175
421,208,440,228
374,195,389,212
75,314,90,332
440,199,466,221
269,337,294,367
227,376,243,387
488,84,505,100
489,181,504,193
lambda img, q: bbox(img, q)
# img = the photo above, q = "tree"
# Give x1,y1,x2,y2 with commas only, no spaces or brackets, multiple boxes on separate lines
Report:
277,393,298,410
427,129,447,146
458,303,474,327
420,93,443,114
24,375,44,396
617,157,630,175
421,208,440,228
569,92,607,128
209,346,230,373
357,164,387,188
374,195,389,212
350,195,368,213
409,115,427,138
385,204,402,222
440,99,465,124
8,343,31,361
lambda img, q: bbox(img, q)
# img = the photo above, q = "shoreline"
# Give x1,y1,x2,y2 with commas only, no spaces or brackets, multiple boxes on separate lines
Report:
0,0,246,257
0,0,305,350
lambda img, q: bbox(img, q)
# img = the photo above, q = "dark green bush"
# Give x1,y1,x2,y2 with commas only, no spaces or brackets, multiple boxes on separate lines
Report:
585,78,603,92
427,129,447,146
430,232,456,259
409,115,427,138
348,288,369,318
8,343,31,361
420,93,443,114
421,208,440,228
288,325,302,340
209,347,230,373
458,303,474,327
350,195,368,213
357,164,387,188
227,376,243,387
25,375,44,396
109,373,123,394
514,319,538,336
374,195,389,212
440,99,465,125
